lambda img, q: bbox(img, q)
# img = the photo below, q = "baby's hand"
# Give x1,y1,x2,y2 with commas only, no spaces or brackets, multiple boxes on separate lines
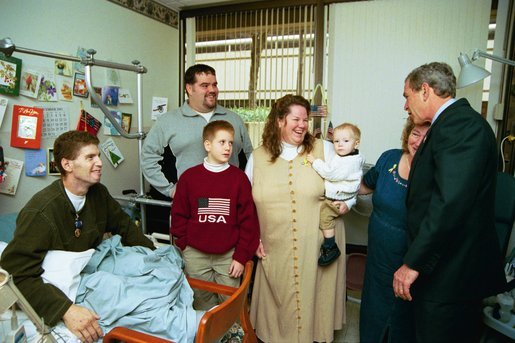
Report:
306,154,315,163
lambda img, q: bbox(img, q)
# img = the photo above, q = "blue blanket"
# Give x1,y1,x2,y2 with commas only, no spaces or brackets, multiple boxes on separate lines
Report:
76,235,201,343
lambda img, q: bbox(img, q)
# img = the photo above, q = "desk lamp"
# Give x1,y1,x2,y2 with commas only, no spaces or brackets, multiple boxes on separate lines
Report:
457,49,515,88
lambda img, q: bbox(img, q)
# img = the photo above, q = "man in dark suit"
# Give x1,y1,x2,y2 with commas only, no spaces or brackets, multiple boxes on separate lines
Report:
392,62,506,342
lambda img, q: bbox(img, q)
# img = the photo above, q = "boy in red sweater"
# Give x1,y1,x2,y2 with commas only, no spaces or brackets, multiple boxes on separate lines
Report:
171,120,260,310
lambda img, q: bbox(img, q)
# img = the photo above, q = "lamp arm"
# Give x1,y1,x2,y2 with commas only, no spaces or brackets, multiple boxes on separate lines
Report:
472,49,515,67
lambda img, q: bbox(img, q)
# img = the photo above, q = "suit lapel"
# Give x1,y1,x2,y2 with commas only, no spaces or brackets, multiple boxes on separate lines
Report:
406,99,468,200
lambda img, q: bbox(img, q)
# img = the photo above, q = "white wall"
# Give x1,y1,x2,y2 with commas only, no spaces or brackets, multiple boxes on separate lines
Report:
0,0,179,214
328,0,491,166
326,0,492,246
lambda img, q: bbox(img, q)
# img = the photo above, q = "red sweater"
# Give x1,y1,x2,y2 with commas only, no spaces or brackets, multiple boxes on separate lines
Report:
171,164,260,264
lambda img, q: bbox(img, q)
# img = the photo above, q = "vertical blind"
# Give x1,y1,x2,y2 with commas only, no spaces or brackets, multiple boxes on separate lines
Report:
187,5,319,110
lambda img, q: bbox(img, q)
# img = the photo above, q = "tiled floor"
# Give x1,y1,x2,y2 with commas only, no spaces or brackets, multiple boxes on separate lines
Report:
333,300,360,343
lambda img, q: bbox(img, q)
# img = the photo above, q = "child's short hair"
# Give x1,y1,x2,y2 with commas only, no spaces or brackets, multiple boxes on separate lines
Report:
334,123,361,140
203,120,235,142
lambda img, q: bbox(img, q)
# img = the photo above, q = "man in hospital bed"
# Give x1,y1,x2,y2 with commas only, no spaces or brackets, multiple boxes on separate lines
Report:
0,130,156,343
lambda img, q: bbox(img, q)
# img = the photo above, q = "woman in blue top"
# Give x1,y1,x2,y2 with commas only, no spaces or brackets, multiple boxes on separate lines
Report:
359,118,429,343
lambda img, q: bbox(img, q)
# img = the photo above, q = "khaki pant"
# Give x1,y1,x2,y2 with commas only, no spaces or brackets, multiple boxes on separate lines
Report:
182,246,240,311
319,198,341,231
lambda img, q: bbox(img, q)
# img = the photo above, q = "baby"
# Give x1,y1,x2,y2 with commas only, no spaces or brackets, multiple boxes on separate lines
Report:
307,123,364,266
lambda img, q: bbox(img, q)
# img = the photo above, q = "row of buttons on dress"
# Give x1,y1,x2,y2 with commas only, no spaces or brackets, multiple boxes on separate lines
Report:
289,161,303,330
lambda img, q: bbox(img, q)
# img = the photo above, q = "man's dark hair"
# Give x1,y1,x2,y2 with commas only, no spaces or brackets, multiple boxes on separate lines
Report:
53,130,99,175
184,64,216,86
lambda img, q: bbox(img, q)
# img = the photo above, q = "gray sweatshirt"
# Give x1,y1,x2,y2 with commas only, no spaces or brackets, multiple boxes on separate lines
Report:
141,101,253,197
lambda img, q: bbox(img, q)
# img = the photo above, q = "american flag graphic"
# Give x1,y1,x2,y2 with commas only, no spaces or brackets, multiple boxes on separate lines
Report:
198,198,230,216
76,110,102,136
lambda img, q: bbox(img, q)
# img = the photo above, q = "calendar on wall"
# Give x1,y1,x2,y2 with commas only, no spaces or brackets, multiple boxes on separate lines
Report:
41,105,69,139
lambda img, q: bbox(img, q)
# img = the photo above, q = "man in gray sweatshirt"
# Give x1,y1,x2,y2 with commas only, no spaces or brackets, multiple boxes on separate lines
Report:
141,64,253,198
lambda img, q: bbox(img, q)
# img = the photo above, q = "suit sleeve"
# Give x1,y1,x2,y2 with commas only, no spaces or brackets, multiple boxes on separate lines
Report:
404,115,495,274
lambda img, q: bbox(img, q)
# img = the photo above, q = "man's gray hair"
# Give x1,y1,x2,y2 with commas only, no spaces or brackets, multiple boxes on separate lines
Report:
406,62,456,98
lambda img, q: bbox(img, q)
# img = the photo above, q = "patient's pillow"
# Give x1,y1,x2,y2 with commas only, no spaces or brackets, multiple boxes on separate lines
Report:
42,249,95,301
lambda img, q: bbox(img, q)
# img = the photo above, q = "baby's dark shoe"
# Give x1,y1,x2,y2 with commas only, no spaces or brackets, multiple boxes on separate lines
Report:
318,243,341,266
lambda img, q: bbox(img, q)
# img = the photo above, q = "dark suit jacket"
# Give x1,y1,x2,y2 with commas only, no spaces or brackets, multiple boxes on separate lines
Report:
405,98,506,303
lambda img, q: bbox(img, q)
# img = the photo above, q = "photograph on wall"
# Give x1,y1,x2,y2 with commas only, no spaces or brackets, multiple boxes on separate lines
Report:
102,86,119,106
100,138,124,168
47,148,59,175
10,105,43,149
54,59,73,77
0,54,22,96
73,72,88,98
0,157,24,195
25,149,47,177
37,73,58,102
57,76,73,101
121,113,132,133
91,87,102,108
19,69,42,98
104,110,122,136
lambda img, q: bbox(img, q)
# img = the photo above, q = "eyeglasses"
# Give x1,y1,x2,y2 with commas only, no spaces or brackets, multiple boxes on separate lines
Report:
74,213,82,238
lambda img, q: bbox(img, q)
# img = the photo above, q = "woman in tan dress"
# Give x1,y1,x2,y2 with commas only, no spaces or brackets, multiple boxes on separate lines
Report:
245,94,347,342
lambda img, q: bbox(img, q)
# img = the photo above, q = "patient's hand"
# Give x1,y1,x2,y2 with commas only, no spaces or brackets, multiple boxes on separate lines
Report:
63,304,103,343
229,260,244,278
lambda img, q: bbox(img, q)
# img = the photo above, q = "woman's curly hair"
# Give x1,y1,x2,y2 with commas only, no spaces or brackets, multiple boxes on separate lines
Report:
261,94,315,162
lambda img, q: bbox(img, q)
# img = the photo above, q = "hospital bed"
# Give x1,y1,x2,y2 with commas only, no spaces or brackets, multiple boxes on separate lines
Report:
103,260,257,343
0,231,257,343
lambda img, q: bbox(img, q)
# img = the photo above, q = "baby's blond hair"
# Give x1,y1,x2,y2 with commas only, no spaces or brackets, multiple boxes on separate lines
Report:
333,123,361,140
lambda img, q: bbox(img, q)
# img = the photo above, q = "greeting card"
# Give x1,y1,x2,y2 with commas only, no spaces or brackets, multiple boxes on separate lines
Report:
104,110,121,136
100,138,124,168
25,149,47,177
0,157,23,195
0,96,8,129
20,69,42,98
37,73,58,102
10,105,43,149
0,54,22,96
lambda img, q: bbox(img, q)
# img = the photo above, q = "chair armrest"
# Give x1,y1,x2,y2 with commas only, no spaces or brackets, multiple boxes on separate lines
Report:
186,276,237,296
103,327,173,343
